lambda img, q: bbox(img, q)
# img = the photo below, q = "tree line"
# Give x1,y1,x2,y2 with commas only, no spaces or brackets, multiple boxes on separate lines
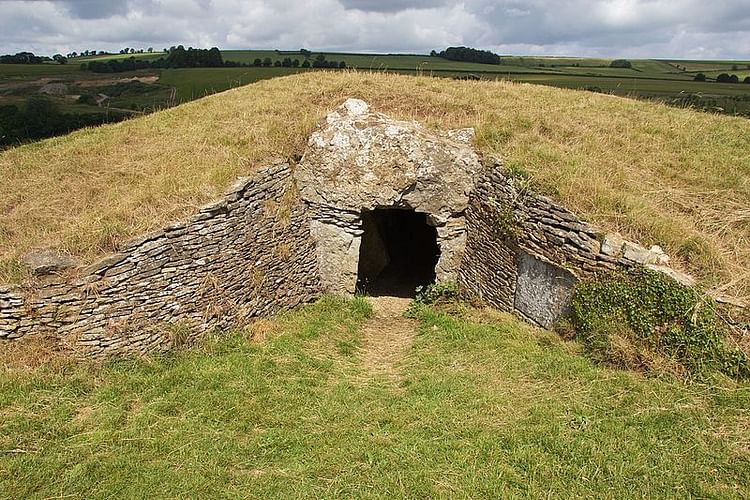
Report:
430,46,502,65
81,46,224,73
250,53,346,68
0,97,128,148
81,47,348,73
0,51,68,64
694,72,750,84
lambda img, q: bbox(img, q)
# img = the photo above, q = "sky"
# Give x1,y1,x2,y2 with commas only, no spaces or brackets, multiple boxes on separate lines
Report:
1,0,749,59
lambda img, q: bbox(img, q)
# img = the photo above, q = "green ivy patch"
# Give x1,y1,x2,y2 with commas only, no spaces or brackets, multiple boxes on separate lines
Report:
571,268,749,380
406,282,459,317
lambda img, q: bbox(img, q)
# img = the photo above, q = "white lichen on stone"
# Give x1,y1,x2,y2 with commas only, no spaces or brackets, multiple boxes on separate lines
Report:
296,98,482,294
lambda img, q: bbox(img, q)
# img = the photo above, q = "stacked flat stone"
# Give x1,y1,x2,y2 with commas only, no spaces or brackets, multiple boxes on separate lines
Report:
459,156,693,328
1,100,699,357
0,162,320,358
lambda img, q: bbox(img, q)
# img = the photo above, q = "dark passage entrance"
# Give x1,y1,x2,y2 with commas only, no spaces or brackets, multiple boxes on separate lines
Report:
356,208,440,297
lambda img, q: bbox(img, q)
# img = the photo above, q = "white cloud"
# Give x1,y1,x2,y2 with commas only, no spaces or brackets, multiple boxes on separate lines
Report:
0,0,748,58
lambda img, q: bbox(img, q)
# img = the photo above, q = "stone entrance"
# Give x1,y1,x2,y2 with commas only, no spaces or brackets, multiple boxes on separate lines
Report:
356,208,440,297
295,98,482,295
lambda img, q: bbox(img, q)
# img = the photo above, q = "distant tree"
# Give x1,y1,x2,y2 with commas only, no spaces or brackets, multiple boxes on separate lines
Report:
282,57,292,67
292,59,300,67
262,57,272,67
147,47,153,53
301,59,310,68
339,60,347,69
436,46,501,65
52,54,68,64
744,76,750,84
313,53,327,68
610,59,632,68
0,51,45,64
300,48,311,59
694,73,706,82
206,47,223,67
274,60,282,67
253,58,262,67
429,50,437,57
716,73,739,83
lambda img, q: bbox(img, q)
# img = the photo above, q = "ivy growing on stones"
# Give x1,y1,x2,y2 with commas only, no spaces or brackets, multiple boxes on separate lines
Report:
571,267,749,380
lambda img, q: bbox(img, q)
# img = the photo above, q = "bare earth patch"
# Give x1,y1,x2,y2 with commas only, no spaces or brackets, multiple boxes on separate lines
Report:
358,296,416,384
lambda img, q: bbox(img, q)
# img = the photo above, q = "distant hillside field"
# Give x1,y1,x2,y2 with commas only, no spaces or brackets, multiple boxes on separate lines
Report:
5,51,750,147
1,72,749,301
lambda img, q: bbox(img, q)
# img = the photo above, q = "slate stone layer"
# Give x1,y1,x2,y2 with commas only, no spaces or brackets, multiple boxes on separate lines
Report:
459,157,630,328
0,162,320,359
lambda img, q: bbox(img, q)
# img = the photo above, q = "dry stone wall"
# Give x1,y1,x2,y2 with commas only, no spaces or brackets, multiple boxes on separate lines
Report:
0,162,320,359
459,156,692,328
1,99,702,358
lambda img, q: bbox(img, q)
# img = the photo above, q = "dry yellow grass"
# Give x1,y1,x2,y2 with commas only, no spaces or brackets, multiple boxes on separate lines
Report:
1,71,749,299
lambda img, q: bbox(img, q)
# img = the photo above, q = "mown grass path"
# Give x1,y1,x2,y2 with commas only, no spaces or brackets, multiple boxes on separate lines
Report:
358,297,415,385
1,296,749,497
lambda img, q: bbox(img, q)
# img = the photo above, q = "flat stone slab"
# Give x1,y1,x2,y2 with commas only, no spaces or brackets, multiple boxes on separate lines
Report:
296,98,482,224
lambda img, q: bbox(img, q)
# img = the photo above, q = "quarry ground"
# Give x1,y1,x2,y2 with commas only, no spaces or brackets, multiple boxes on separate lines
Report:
1,296,748,498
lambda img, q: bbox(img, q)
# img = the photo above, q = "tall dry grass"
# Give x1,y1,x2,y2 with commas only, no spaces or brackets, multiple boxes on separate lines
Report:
1,71,749,299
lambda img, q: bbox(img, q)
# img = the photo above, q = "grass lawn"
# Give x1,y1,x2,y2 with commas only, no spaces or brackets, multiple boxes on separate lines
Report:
1,296,748,497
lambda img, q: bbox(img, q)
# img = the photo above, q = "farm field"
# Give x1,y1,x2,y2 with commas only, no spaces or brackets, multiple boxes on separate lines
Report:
508,74,747,93
1,296,748,497
159,67,307,102
3,49,750,148
0,63,80,80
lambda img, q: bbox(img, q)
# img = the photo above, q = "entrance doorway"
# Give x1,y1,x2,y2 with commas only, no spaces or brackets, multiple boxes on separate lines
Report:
356,208,440,297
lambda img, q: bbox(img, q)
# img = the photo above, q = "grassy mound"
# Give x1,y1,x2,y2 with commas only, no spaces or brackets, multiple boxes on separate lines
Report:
1,296,748,496
1,72,749,300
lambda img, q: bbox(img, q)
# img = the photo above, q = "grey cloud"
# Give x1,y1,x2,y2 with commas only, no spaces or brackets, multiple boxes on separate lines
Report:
61,0,129,19
339,0,448,12
1,0,749,59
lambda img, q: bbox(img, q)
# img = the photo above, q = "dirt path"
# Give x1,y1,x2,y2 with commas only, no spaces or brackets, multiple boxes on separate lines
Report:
358,296,417,384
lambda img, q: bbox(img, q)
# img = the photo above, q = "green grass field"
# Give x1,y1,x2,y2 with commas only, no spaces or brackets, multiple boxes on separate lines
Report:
7,50,750,113
508,73,750,95
159,67,307,102
0,63,80,80
1,296,748,497
73,52,166,63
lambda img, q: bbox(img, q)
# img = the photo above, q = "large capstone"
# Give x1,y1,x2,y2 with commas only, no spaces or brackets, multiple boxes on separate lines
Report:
295,98,482,295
